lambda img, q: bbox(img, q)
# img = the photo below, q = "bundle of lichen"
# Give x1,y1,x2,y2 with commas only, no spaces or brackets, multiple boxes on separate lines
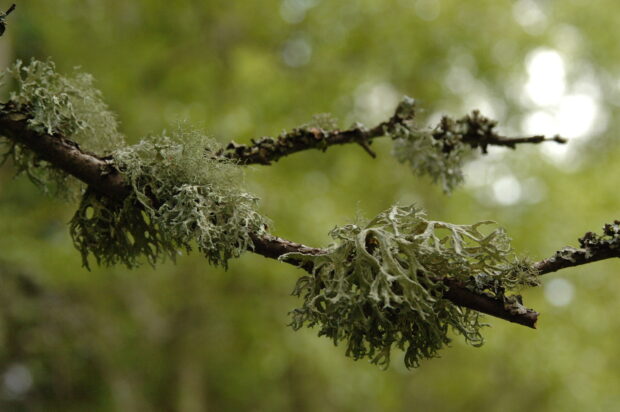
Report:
286,205,537,368
389,98,471,194
70,128,267,269
0,59,264,268
0,59,125,195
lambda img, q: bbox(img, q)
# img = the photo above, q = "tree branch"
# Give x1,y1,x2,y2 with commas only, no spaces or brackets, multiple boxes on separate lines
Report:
0,4,16,37
535,222,620,275
0,106,543,328
222,103,566,166
0,108,129,201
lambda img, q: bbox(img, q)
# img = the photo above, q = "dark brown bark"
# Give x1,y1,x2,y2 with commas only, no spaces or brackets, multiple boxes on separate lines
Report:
0,111,129,201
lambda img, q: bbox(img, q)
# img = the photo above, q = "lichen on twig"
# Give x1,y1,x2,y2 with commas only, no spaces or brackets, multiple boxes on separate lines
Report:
0,59,124,196
70,127,268,269
283,204,538,368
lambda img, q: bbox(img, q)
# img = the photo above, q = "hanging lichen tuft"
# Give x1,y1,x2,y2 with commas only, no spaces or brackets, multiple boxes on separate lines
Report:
70,127,267,269
388,97,471,193
284,204,538,368
0,59,125,196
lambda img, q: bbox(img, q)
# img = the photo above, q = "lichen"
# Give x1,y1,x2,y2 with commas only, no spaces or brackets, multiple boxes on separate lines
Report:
4,59,124,152
0,60,266,268
389,98,471,193
70,126,267,269
301,113,339,131
284,204,537,368
0,59,125,196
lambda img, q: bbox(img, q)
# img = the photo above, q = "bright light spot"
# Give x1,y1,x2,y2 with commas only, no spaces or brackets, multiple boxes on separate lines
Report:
445,66,475,95
513,0,547,35
282,36,312,67
556,94,598,138
539,142,573,166
522,110,573,164
525,49,566,106
522,177,547,204
462,159,490,188
463,156,510,189
355,82,400,123
2,364,33,397
522,110,557,136
492,175,522,205
415,0,440,21
545,278,575,307
280,0,320,24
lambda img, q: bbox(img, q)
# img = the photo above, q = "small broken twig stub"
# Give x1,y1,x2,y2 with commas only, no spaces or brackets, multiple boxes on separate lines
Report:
0,4,16,37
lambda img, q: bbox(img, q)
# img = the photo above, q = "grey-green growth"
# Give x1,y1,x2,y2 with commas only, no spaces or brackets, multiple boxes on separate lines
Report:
0,59,125,196
0,59,266,268
389,97,471,193
285,204,538,368
0,59,540,368
4,59,125,153
71,127,267,269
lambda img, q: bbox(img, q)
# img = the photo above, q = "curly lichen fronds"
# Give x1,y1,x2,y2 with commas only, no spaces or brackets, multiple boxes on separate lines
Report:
284,204,538,368
70,127,267,269
0,59,125,196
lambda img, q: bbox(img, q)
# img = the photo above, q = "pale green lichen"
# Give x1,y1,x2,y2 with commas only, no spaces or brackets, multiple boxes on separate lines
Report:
285,204,537,368
301,113,339,131
4,59,124,152
0,59,266,268
70,127,267,269
0,59,125,196
389,98,471,193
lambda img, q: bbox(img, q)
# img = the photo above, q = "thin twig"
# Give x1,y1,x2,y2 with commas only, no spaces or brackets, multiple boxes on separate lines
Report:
222,104,567,165
4,4,15,17
0,4,15,37
534,222,620,275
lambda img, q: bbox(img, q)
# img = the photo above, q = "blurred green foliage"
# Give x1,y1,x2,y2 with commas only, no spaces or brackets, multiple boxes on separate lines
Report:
2,1,620,411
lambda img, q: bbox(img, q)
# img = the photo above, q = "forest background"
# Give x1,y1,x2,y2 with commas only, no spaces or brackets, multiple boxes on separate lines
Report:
1,1,619,411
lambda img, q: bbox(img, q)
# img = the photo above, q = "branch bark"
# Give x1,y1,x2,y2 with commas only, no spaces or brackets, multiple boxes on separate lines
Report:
0,109,129,201
535,224,620,275
0,106,546,328
221,104,566,166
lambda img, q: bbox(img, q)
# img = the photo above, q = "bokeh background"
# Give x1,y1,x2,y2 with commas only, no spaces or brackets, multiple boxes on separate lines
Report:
1,1,620,411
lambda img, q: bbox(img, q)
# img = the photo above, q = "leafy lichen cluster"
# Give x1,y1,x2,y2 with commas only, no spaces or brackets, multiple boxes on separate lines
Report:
0,59,124,196
70,127,267,269
0,59,543,369
389,98,471,193
285,204,537,368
